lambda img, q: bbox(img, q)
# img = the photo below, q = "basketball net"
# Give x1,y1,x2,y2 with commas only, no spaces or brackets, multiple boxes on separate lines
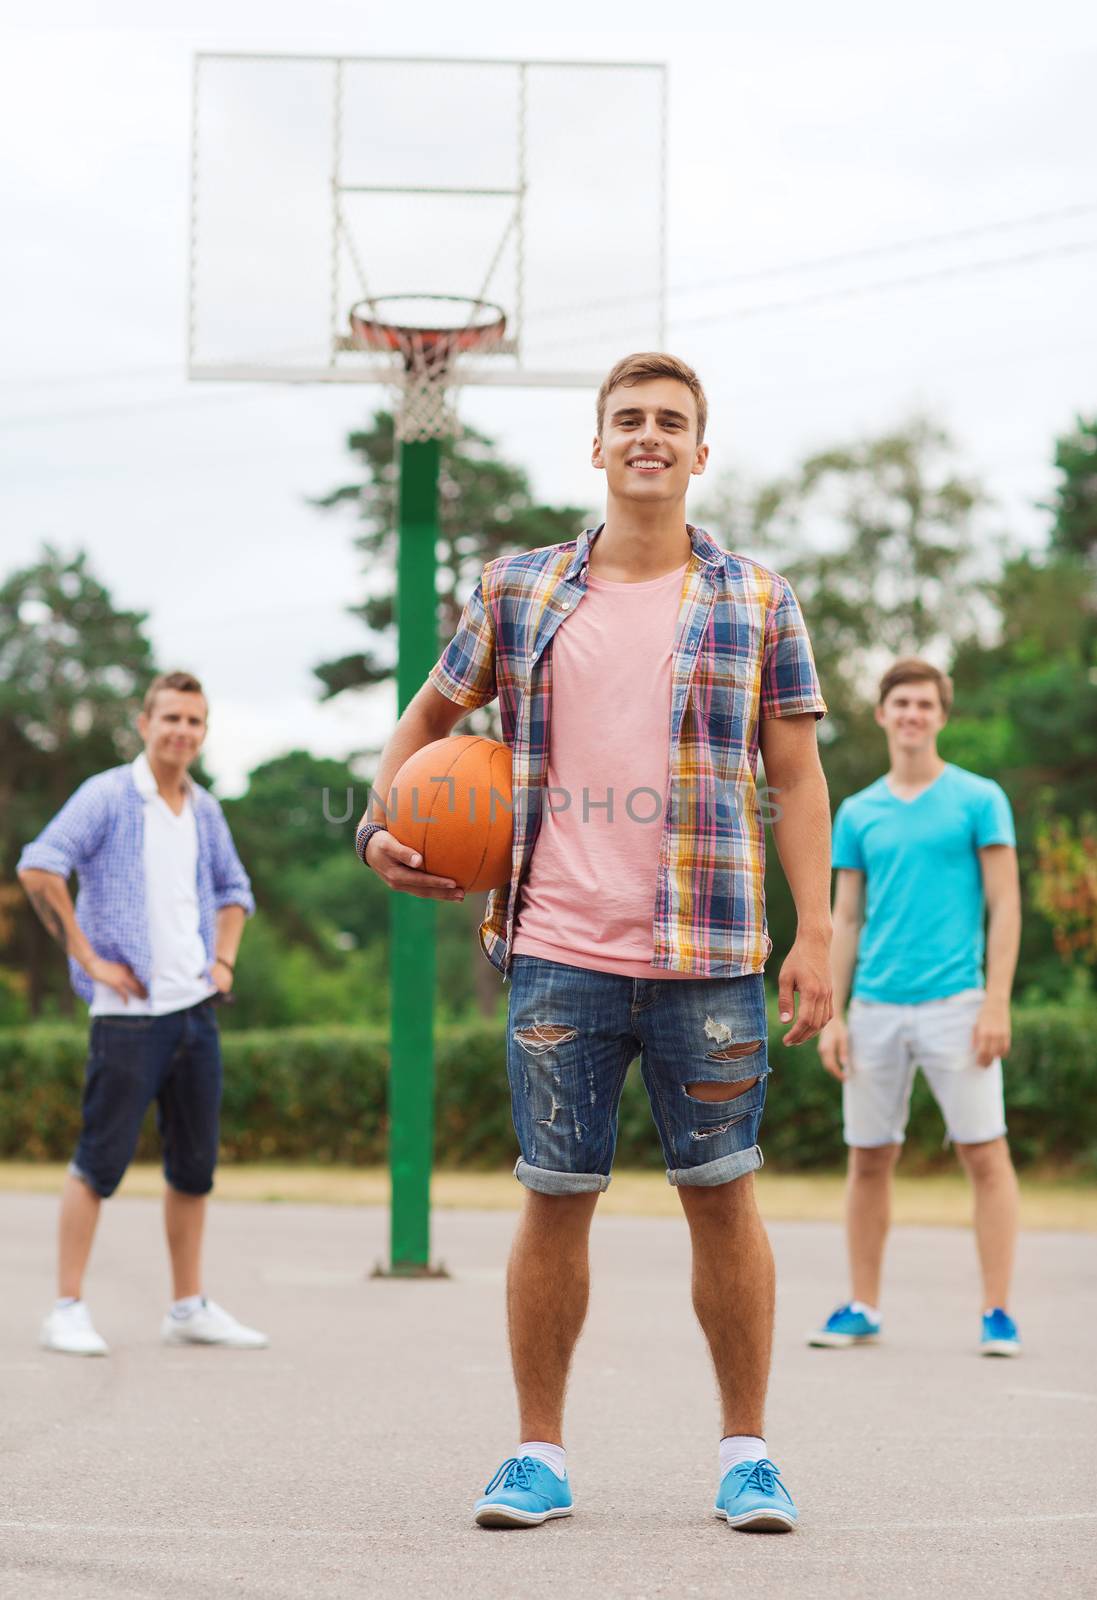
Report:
347,298,509,444
388,330,466,444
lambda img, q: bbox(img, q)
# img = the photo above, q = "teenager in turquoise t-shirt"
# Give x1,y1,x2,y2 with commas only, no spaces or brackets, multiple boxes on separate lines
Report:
807,659,1024,1357
833,763,1015,1005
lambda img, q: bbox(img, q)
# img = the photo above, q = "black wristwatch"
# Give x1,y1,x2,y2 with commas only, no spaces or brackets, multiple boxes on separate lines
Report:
355,822,387,865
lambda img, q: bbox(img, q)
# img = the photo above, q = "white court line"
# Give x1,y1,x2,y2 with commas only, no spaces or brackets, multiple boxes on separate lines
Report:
161,1362,297,1373
0,1522,367,1539
461,1362,619,1376
834,1511,1097,1532
261,1269,363,1288
4,1510,1095,1540
1007,1387,1097,1403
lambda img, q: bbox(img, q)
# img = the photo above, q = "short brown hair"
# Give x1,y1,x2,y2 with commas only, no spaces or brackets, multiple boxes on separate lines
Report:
143,671,207,716
596,352,708,443
877,658,953,715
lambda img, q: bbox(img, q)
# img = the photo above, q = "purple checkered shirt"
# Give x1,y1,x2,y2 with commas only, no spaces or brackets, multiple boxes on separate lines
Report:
18,758,254,1004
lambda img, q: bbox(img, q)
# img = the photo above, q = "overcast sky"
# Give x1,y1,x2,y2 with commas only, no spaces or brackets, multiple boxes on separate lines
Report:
3,3,1095,793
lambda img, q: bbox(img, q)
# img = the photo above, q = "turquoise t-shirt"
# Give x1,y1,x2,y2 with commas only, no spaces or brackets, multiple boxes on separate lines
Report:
832,764,1015,1005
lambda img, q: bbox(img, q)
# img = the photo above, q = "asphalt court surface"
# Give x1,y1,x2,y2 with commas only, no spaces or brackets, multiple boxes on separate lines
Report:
2,1192,1095,1599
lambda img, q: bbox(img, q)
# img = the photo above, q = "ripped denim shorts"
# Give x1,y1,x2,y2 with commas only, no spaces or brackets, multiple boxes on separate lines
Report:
506,955,770,1195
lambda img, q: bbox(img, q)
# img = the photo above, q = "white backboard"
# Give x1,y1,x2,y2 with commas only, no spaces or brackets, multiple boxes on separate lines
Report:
188,53,667,389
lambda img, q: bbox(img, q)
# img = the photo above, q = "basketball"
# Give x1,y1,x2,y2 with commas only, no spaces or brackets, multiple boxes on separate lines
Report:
385,735,513,891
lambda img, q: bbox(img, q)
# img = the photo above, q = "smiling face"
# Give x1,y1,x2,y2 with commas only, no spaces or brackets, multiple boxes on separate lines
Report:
875,678,948,754
592,377,709,506
137,688,208,773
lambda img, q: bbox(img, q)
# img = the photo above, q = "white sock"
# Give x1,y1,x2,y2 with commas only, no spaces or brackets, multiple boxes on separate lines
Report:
170,1294,205,1319
55,1297,80,1312
720,1435,766,1476
849,1299,880,1324
519,1440,567,1479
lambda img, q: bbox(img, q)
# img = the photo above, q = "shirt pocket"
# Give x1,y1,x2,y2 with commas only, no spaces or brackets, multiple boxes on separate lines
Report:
694,617,762,742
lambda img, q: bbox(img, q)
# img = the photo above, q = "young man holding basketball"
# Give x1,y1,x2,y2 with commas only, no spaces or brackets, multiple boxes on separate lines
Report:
18,672,267,1356
808,660,1023,1356
358,353,832,1532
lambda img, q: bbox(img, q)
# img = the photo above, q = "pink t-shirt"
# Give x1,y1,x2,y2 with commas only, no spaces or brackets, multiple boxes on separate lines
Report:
512,561,696,979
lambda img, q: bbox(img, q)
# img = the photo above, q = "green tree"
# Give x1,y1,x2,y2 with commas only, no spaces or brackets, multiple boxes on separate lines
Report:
946,417,1097,996
699,418,993,782
220,748,497,1025
1043,415,1097,563
948,556,1096,819
309,410,585,1015
698,414,1095,1000
697,420,994,963
0,546,158,1015
1031,812,1097,984
217,750,383,1028
310,409,589,709
219,749,383,957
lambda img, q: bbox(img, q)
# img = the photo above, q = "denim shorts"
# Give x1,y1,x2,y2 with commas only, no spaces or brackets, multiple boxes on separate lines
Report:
506,955,770,1194
71,1001,223,1199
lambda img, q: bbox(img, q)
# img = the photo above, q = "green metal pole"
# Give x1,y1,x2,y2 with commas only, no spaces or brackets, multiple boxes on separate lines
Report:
387,435,442,1275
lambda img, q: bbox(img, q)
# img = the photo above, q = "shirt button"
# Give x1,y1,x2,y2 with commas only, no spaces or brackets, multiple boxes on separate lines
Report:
560,601,571,610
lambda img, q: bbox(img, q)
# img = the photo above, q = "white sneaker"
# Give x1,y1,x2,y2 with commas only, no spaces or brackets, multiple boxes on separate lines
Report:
40,1300,109,1357
160,1298,268,1349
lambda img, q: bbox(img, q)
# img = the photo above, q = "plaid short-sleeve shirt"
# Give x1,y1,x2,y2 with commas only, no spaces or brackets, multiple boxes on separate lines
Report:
429,523,826,978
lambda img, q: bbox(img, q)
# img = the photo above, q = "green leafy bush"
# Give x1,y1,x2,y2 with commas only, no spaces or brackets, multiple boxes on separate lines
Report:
1,1003,1094,1172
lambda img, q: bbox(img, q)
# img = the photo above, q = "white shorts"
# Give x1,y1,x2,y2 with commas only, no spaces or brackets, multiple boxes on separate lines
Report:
843,988,1006,1148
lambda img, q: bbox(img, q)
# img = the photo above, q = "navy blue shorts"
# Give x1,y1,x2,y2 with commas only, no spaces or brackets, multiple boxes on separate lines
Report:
72,1001,222,1199
506,955,770,1194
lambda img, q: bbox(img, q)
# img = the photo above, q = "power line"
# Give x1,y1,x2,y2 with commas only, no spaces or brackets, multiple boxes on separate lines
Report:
0,342,324,399
671,200,1097,297
671,199,1097,294
7,200,1096,397
715,333,1097,404
0,385,276,432
523,200,1097,325
2,225,1091,429
0,362,183,393
668,236,1097,330
521,234,1097,355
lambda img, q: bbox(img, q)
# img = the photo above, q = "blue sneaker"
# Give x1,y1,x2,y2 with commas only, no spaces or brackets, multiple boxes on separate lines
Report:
474,1455,574,1528
981,1308,1021,1357
807,1302,881,1348
715,1458,798,1532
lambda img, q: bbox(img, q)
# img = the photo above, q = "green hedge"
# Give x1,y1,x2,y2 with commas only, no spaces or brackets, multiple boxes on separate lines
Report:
1,1004,1094,1172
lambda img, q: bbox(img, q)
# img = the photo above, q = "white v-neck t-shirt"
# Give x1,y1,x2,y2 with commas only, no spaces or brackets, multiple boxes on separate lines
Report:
90,758,216,1017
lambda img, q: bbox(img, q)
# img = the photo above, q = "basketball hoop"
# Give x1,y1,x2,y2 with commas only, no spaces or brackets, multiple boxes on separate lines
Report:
347,295,508,443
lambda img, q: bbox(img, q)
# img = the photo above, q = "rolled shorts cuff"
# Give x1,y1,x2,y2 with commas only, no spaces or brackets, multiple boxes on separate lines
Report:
945,1122,1009,1146
667,1142,764,1188
67,1158,114,1199
513,1158,611,1196
164,1173,216,1197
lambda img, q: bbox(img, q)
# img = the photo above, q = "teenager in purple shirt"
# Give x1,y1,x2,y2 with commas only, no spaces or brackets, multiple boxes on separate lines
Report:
19,671,267,1357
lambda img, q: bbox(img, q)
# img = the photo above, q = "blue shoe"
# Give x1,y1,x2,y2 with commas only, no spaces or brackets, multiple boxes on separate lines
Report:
981,1308,1021,1357
474,1455,574,1528
807,1302,881,1348
715,1458,798,1532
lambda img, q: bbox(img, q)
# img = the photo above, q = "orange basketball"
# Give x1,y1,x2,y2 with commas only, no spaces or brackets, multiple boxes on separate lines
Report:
386,735,514,891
